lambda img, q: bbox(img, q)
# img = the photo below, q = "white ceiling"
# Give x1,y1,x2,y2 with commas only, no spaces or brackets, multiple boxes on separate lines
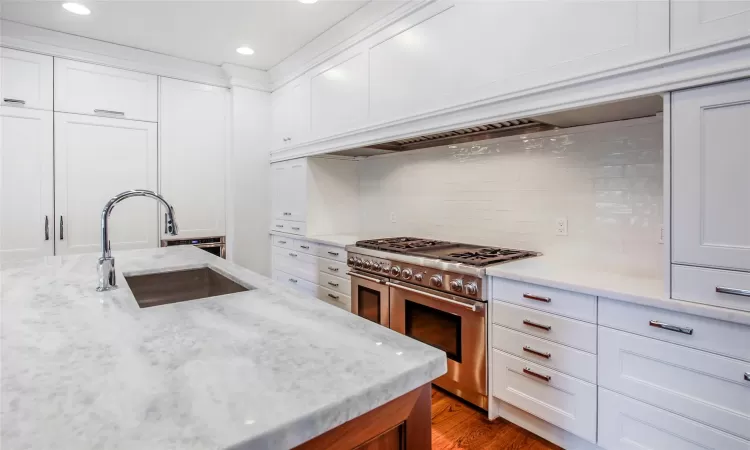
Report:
0,1,371,70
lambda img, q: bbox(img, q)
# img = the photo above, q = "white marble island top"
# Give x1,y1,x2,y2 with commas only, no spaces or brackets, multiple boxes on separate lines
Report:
0,246,446,450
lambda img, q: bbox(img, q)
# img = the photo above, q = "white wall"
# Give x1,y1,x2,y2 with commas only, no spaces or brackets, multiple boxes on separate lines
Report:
358,117,663,277
229,86,271,275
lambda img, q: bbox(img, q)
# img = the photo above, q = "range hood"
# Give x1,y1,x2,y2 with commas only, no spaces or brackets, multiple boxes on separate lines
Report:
328,95,664,158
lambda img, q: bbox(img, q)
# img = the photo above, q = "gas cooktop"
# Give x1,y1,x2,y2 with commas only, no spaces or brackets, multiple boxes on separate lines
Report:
355,237,539,267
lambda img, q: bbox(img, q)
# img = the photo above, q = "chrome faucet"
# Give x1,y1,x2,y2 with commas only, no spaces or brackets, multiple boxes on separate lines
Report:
96,190,178,291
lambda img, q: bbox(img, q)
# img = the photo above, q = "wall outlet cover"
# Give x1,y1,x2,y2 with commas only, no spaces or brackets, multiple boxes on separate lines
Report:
555,218,568,236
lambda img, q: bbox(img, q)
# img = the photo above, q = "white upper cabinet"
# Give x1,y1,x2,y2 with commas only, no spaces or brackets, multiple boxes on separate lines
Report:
54,113,158,255
271,158,307,222
54,59,157,122
159,77,228,239
369,1,668,122
671,1,750,51
0,48,53,110
271,78,310,149
672,78,750,271
0,107,54,262
310,52,369,138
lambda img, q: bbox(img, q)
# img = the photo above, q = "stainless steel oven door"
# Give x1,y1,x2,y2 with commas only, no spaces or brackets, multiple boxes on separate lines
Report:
348,271,390,327
195,243,226,259
388,280,487,410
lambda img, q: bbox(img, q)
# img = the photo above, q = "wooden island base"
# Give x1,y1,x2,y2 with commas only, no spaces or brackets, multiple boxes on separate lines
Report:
294,383,432,450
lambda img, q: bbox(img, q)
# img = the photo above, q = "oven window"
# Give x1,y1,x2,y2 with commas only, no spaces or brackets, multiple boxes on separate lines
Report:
199,246,222,257
357,286,381,324
405,300,462,362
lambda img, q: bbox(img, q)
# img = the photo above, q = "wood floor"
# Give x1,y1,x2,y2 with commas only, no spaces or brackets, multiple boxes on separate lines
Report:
431,388,562,450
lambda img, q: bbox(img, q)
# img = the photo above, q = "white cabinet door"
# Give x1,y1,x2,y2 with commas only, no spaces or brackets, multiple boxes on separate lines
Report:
159,77,227,239
54,113,158,255
0,48,53,110
598,388,750,450
54,59,157,122
270,158,307,224
271,161,290,220
0,107,54,262
310,52,368,138
672,79,750,271
369,1,668,123
271,78,310,149
671,1,750,51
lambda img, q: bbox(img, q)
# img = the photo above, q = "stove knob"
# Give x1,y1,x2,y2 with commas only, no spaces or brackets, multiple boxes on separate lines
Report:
414,272,424,282
348,256,356,265
430,274,443,288
465,282,478,296
372,262,381,271
354,258,363,267
402,268,413,280
382,265,391,273
363,260,372,270
390,266,401,276
449,279,464,292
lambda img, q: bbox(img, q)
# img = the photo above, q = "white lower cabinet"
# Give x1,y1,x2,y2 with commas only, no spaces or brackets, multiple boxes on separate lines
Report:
54,113,158,255
599,326,750,440
598,388,750,450
271,235,351,311
0,107,54,262
492,349,597,443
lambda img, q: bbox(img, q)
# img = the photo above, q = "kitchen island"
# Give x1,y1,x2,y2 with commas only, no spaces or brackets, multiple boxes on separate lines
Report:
0,246,446,450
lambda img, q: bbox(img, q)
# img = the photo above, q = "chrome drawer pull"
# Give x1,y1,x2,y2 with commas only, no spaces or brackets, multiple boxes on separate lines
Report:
288,252,298,257
283,212,291,216
275,225,284,228
288,278,297,283
94,109,125,116
3,98,26,105
523,346,551,359
522,319,551,331
716,286,750,297
328,251,339,256
328,266,339,272
523,293,551,303
291,227,300,231
278,240,287,244
649,320,693,335
300,245,309,249
327,293,339,300
523,367,551,382
328,281,339,287
745,372,750,382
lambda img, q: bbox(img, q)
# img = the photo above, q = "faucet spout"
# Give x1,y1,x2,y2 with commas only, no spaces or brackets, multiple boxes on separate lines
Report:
97,190,178,291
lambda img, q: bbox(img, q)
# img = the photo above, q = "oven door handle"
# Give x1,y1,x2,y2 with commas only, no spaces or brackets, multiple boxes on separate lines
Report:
348,271,387,284
386,281,480,312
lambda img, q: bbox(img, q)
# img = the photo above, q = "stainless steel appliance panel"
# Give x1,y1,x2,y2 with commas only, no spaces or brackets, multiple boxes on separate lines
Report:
349,271,390,327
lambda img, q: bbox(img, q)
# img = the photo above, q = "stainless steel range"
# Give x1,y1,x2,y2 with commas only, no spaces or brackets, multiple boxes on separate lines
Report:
345,237,539,410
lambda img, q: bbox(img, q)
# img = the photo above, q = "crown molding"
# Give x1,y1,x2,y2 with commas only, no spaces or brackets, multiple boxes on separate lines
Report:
0,19,229,87
221,63,271,92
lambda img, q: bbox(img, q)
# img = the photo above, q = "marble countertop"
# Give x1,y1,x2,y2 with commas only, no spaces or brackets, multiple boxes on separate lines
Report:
0,246,446,450
486,256,750,326
269,231,360,248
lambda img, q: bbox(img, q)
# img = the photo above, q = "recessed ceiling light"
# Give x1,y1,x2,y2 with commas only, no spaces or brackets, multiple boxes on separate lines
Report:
62,3,91,15
236,46,255,55
299,0,318,4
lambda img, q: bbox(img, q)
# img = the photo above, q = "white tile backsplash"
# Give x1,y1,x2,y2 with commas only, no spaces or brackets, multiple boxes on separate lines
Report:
358,117,663,277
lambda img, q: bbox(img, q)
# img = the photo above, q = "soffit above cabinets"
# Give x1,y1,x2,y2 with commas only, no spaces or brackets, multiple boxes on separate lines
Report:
329,95,664,158
0,1,370,70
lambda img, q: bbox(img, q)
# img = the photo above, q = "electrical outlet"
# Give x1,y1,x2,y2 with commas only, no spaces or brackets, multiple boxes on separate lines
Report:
390,212,396,223
659,225,664,244
555,218,568,236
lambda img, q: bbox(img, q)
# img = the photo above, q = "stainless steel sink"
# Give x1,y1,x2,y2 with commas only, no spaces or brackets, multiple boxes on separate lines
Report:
124,267,252,308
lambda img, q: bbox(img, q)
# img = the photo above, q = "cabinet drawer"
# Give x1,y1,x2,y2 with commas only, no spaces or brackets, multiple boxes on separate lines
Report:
54,59,157,122
673,264,750,312
599,327,750,440
599,297,750,362
317,285,351,311
492,325,596,383
317,243,346,262
492,350,597,443
492,277,596,322
319,272,351,296
1,48,53,110
293,239,319,255
271,235,295,250
319,258,348,278
598,388,750,450
272,247,317,283
492,301,597,353
273,270,316,295
272,219,306,235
